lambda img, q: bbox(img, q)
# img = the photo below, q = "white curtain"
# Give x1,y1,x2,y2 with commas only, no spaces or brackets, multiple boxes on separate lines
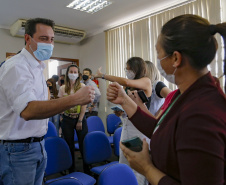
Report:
106,0,225,91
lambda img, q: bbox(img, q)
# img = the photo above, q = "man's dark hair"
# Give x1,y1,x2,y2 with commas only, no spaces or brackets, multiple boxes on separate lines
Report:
83,68,92,75
60,74,65,77
52,75,59,82
25,18,55,37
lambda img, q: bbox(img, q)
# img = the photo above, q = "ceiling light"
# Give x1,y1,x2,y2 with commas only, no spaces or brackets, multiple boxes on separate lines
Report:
67,0,112,14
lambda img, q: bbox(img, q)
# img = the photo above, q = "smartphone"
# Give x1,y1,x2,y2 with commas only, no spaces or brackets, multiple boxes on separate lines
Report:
137,90,148,103
121,136,143,152
111,106,124,112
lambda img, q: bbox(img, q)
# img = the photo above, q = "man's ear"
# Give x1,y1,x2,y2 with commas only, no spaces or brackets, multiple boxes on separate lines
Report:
24,34,31,45
172,51,182,67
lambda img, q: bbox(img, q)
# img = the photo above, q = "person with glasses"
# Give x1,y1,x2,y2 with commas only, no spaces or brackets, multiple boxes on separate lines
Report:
95,57,152,185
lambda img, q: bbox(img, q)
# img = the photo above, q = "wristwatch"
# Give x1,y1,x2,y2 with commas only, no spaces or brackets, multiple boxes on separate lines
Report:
102,73,105,79
78,120,82,123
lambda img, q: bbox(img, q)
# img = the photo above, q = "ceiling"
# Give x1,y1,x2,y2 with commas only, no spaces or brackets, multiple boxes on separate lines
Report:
0,0,188,37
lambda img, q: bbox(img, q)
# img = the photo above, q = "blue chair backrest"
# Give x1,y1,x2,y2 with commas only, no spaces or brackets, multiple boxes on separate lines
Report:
83,131,112,164
44,121,58,139
87,116,105,133
44,137,72,176
46,177,83,185
113,127,122,157
98,163,138,185
106,114,121,135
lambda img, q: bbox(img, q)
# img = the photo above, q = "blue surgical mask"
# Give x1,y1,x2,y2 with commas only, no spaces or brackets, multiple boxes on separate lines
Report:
157,55,177,84
30,37,54,61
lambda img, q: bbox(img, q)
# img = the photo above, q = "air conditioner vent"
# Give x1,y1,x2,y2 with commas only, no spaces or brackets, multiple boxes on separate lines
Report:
10,19,86,44
54,27,85,38
21,21,26,28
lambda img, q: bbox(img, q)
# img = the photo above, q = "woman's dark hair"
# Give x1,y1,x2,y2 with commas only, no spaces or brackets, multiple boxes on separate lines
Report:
126,57,146,79
25,18,55,37
46,78,58,98
161,14,226,91
65,64,81,95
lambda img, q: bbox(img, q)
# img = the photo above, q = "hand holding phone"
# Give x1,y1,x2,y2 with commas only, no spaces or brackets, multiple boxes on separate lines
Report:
121,136,143,152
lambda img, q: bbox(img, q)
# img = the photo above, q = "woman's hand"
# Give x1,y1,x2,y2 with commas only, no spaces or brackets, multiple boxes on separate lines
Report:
128,90,144,107
76,122,82,131
94,67,103,78
120,138,153,176
107,82,128,105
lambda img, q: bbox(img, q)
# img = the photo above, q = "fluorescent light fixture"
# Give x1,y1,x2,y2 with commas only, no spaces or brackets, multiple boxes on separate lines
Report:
67,0,112,14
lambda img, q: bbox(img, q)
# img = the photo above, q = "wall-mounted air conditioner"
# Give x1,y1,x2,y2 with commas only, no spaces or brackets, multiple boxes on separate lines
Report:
10,19,86,44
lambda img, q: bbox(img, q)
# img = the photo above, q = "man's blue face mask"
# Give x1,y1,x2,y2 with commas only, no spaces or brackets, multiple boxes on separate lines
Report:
29,37,54,61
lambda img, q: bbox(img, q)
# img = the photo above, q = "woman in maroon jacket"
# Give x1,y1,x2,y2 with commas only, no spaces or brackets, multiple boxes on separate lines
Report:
107,14,226,185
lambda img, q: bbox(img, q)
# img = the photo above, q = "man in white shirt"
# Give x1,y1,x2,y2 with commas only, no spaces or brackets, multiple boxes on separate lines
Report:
0,18,95,185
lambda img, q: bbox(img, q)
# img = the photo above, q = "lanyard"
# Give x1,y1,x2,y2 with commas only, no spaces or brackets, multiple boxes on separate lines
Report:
153,94,181,134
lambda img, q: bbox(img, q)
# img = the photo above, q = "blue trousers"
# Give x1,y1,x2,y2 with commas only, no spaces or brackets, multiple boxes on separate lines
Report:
0,139,47,185
49,114,60,136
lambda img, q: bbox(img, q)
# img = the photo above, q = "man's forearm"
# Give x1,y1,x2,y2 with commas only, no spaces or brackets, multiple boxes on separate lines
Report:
21,94,84,120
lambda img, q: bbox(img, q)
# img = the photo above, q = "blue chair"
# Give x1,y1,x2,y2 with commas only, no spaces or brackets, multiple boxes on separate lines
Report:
83,131,118,176
44,121,58,139
74,130,79,150
44,137,96,185
106,114,121,135
87,116,113,144
87,116,105,133
113,127,122,157
97,163,138,185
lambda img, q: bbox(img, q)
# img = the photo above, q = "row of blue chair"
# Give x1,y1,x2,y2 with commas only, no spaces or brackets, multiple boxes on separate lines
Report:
44,120,137,185
44,132,137,185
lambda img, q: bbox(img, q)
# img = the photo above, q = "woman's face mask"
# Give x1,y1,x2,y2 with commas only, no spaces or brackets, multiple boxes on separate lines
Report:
68,73,79,81
126,70,135,79
157,55,177,84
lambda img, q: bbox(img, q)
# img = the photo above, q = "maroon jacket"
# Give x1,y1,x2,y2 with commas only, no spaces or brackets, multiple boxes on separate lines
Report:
130,72,226,185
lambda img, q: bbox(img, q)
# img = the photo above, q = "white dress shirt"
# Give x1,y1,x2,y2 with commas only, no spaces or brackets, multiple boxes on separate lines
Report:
0,48,48,140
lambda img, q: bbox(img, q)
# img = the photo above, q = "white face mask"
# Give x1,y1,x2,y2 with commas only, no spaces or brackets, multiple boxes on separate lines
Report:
157,55,177,84
126,70,135,79
68,73,79,81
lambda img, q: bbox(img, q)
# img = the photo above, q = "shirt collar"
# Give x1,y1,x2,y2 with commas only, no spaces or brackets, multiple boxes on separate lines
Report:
21,48,46,70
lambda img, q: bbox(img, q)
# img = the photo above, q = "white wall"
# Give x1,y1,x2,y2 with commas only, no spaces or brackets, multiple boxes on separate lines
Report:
79,32,109,128
0,28,24,62
0,28,80,62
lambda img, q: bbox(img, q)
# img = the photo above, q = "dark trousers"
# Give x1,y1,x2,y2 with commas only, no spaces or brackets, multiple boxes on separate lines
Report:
61,115,88,173
85,111,98,118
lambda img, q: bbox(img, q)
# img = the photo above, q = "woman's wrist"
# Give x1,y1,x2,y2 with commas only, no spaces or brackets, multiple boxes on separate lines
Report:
96,72,103,78
101,73,105,79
